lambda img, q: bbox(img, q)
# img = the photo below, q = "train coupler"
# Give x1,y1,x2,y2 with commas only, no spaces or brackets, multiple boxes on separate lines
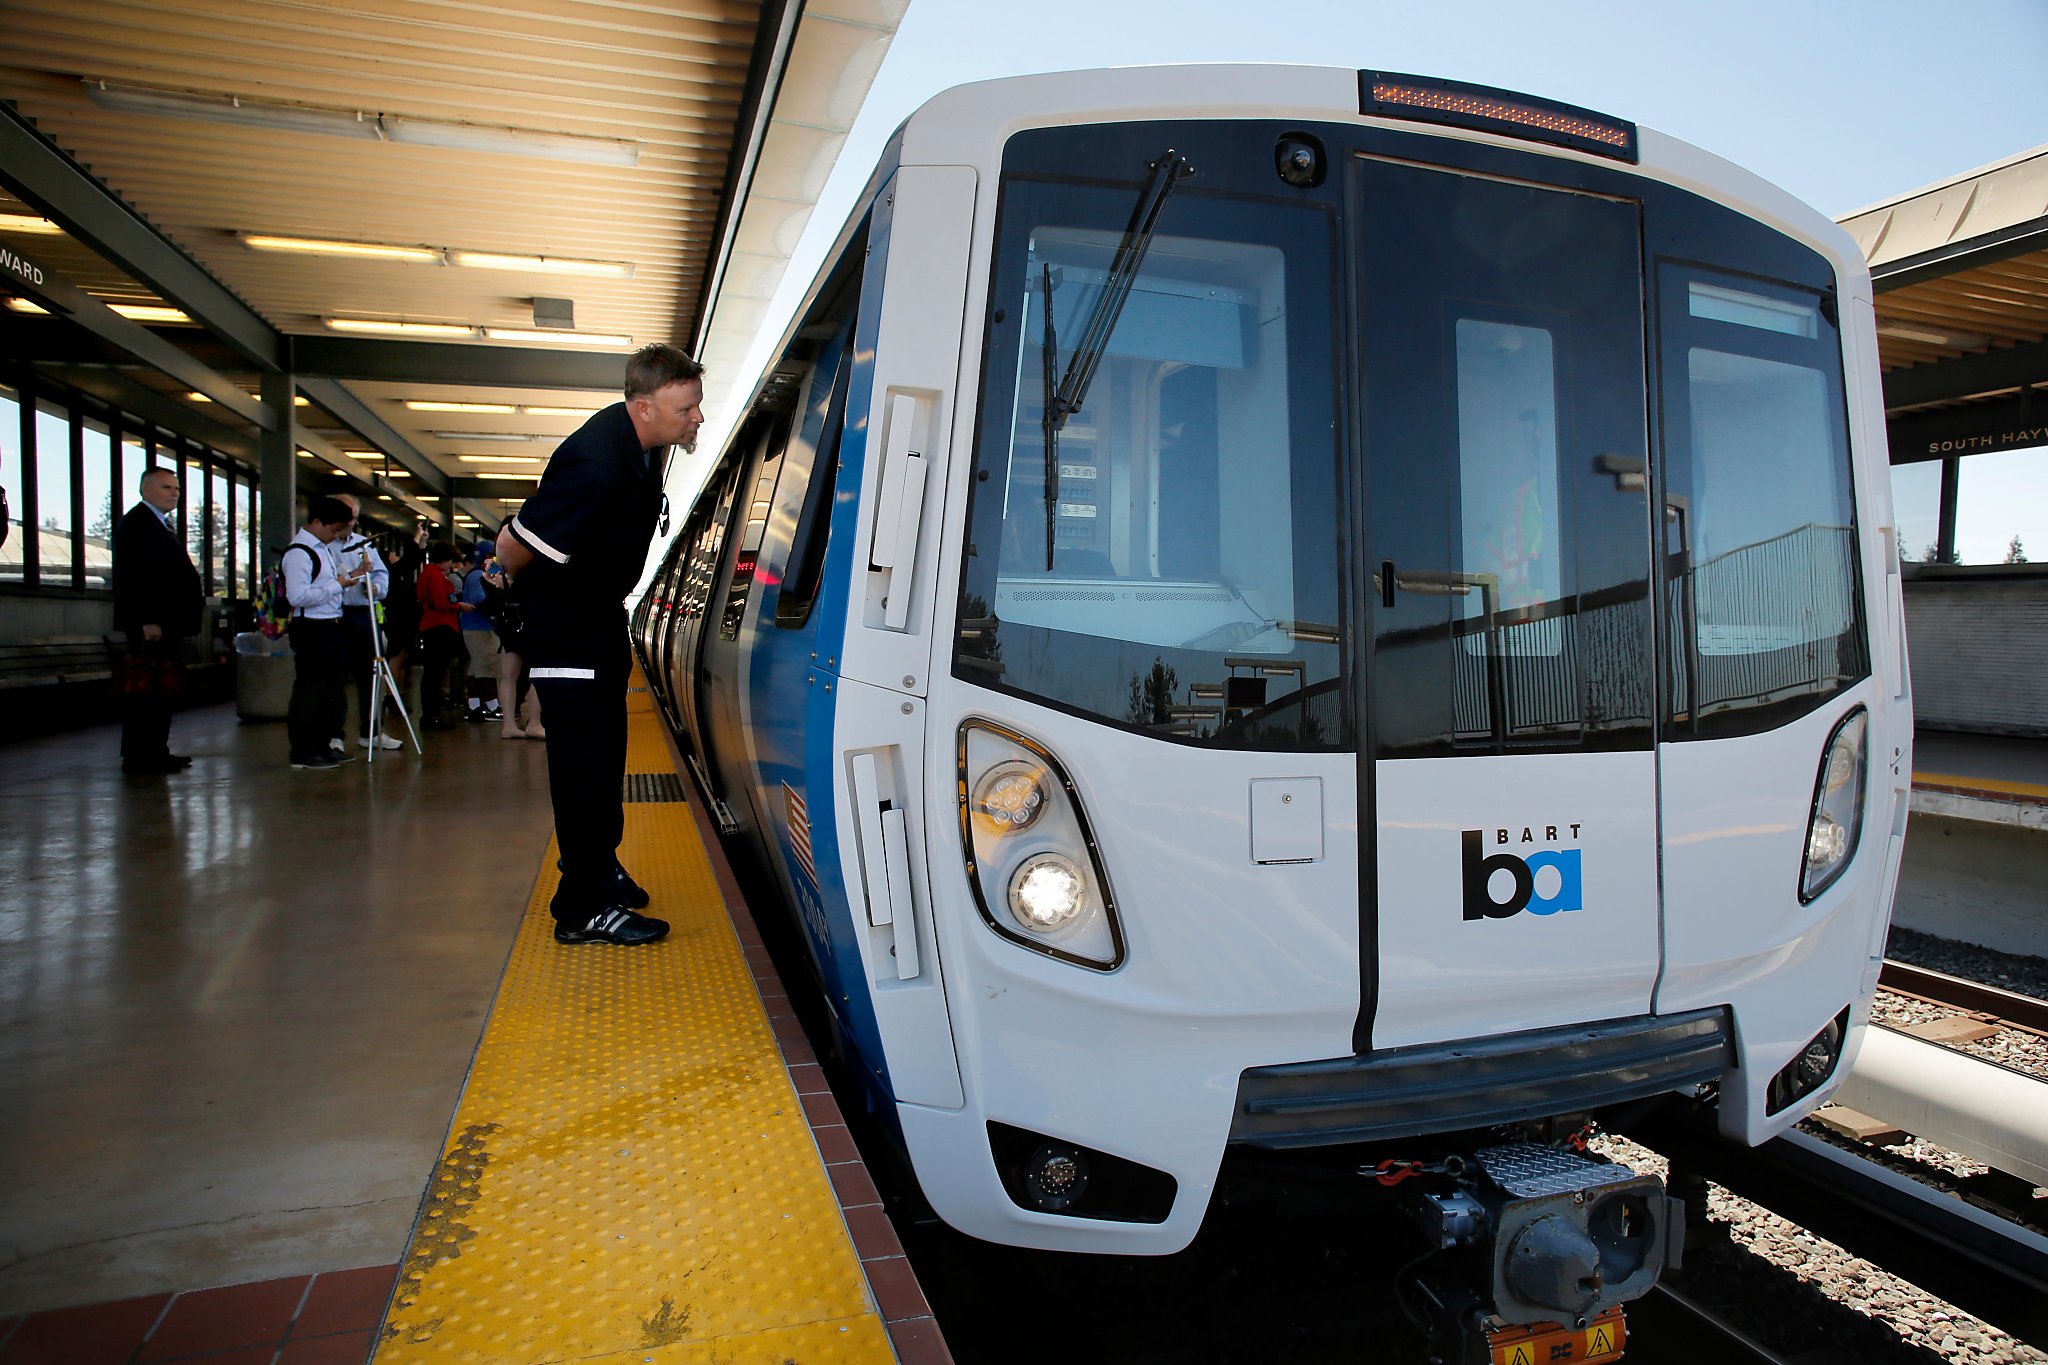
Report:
1387,1140,1682,1364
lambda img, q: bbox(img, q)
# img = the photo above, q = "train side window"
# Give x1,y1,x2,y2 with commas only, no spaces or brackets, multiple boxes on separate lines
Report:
1656,267,1867,739
776,318,856,628
956,170,1345,749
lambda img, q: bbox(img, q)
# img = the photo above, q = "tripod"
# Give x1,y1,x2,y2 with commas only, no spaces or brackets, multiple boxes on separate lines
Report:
363,593,420,764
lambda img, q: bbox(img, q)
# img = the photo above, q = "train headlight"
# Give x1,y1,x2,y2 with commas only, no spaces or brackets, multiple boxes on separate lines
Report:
1799,708,1867,903
1009,854,1087,932
972,761,1049,834
958,721,1125,969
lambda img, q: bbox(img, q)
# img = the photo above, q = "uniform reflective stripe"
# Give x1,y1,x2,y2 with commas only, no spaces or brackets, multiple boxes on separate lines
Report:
511,515,570,564
531,667,597,680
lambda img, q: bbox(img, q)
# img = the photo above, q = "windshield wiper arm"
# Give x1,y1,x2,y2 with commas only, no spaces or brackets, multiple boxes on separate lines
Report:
1040,147,1193,570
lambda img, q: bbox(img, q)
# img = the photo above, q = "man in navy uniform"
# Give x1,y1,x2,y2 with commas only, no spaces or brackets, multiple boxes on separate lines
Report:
495,344,704,945
112,466,204,773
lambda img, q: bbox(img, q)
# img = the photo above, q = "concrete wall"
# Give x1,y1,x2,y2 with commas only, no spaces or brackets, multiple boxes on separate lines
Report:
1903,574,2048,738
0,592,116,641
1893,812,2048,959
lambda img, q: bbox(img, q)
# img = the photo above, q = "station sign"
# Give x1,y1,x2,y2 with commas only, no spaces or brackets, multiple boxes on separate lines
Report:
1889,389,2047,464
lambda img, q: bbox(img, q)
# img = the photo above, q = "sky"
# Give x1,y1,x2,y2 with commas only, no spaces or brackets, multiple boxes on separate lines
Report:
715,0,2048,564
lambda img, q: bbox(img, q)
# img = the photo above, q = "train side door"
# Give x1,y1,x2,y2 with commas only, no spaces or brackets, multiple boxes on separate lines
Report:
1356,154,1663,1050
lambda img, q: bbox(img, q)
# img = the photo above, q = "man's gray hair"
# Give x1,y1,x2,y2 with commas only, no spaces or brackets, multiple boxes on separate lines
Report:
139,466,178,494
623,343,704,401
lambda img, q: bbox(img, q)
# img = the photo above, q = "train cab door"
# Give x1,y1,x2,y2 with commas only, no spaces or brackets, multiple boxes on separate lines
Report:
1355,153,1665,1050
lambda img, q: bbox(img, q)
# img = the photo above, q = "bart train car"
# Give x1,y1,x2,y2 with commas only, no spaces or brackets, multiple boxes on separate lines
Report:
633,64,1910,1337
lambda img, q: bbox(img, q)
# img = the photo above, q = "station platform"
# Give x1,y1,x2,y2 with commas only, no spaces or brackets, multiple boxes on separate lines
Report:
1912,731,2048,830
0,678,945,1364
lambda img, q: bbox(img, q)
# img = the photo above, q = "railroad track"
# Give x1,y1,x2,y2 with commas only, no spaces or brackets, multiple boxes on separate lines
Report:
1880,959,2048,1039
1619,1107,2048,1352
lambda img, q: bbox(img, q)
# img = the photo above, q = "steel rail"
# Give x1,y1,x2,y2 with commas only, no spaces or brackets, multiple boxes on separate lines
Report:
1880,959,2048,1038
1629,1283,1791,1365
1621,1110,2048,1349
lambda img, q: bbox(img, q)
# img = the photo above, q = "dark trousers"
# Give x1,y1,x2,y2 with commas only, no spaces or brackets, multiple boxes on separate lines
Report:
418,627,463,723
341,605,377,737
286,617,348,761
119,633,177,762
531,635,630,922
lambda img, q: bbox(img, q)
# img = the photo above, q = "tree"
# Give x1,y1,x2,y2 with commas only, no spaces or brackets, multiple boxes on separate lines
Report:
88,494,115,543
1124,657,1180,729
2006,536,2029,565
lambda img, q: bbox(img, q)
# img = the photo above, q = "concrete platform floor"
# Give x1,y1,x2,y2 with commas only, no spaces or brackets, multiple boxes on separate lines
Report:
0,701,555,1317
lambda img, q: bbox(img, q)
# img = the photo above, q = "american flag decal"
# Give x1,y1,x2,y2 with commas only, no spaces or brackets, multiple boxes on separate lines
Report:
784,783,817,887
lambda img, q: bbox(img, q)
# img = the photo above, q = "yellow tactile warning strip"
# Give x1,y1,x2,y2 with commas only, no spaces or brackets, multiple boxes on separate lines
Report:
624,683,672,771
373,683,930,1364
1913,770,2048,803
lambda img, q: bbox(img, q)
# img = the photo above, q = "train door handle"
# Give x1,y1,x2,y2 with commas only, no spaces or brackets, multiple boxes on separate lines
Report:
870,392,929,631
879,806,921,980
849,751,922,979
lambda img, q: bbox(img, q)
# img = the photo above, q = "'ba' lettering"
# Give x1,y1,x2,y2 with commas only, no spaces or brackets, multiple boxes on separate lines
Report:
1461,830,1583,921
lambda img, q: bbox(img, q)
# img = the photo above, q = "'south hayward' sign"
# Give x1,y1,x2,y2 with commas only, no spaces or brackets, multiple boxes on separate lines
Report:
1891,388,2048,464
0,243,47,293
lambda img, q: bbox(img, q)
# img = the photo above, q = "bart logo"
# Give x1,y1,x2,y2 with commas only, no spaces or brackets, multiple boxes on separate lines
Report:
1462,827,1583,921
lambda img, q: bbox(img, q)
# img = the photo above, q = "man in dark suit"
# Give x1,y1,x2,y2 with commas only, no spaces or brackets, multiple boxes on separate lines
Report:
112,466,204,773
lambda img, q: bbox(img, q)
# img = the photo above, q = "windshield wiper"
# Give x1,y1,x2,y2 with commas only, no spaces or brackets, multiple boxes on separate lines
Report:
1040,147,1193,569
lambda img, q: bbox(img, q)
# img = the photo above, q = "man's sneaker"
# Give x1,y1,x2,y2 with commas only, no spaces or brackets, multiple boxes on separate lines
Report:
609,866,651,910
358,733,403,750
290,752,344,771
554,906,669,945
557,860,652,910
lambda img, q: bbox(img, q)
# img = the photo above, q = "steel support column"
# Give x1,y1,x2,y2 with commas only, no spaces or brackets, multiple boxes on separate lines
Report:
259,366,297,560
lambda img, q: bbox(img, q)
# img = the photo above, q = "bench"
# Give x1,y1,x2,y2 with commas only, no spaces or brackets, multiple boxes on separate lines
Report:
0,635,119,689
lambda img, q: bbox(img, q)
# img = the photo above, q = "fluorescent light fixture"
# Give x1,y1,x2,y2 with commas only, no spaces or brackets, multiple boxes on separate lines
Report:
12,296,191,324
0,213,61,235
479,472,545,481
385,470,411,478
297,450,313,458
85,82,639,168
244,233,440,263
522,405,601,417
188,390,308,405
404,400,516,413
457,454,543,464
325,317,475,338
1876,321,1990,349
481,326,632,347
448,249,634,279
380,116,638,167
110,304,191,324
434,430,546,442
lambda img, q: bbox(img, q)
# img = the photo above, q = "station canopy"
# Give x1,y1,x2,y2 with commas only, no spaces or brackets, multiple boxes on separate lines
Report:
0,0,904,532
1842,144,2048,465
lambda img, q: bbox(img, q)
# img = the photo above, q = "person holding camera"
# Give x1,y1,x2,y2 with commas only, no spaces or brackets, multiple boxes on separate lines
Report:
282,495,366,771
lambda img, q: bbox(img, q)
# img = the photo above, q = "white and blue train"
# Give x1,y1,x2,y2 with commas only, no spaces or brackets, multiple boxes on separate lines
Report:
634,64,1910,1342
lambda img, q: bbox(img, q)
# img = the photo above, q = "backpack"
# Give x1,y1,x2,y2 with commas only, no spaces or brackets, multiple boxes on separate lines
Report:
256,543,323,639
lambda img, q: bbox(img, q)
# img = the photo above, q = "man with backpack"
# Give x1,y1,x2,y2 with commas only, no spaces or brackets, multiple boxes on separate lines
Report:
281,496,365,771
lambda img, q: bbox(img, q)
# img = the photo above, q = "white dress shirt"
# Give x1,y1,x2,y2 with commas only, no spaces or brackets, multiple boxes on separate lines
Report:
284,528,345,620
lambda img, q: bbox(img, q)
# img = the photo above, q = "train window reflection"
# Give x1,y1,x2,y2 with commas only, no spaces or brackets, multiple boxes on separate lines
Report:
958,172,1344,749
1659,265,1866,737
1455,320,1562,654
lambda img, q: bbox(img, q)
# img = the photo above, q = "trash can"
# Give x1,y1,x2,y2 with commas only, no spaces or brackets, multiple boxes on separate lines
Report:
234,630,294,721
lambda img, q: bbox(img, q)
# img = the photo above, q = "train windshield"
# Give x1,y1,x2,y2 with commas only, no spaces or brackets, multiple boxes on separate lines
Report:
956,170,1345,748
